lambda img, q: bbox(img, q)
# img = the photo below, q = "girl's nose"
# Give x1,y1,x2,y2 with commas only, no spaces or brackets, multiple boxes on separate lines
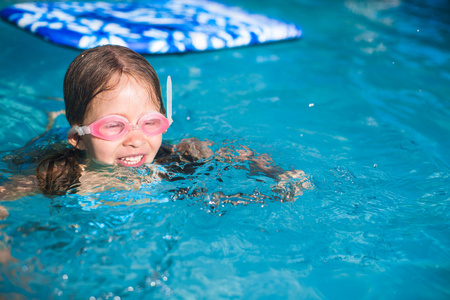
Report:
122,127,146,148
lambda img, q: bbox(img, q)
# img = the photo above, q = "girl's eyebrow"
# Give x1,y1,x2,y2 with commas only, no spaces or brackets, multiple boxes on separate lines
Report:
101,114,131,123
94,111,161,123
85,113,129,125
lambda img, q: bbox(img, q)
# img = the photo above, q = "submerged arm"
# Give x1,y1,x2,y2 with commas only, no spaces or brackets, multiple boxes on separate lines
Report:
160,138,312,202
0,175,37,201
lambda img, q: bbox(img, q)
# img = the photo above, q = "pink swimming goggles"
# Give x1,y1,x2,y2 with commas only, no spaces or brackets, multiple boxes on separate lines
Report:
69,76,173,141
69,112,170,141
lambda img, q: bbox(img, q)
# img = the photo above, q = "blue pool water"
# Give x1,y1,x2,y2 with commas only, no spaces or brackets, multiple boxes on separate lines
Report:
1,0,449,299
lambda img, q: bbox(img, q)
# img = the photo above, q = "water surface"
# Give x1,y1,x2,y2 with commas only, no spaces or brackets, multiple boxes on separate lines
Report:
0,0,449,299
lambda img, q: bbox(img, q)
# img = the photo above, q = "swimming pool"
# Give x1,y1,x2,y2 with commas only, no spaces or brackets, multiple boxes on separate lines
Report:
1,0,449,298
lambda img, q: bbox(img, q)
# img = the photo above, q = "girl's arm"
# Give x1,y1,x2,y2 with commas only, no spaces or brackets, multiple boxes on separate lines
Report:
0,175,37,201
161,138,312,201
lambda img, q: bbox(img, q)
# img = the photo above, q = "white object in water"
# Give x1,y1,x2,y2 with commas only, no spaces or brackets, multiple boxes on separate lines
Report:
167,76,173,125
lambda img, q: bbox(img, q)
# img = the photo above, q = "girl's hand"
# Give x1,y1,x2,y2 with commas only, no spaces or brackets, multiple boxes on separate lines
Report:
275,169,312,201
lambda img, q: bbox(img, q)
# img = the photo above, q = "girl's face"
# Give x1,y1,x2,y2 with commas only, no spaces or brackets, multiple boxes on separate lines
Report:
69,76,163,167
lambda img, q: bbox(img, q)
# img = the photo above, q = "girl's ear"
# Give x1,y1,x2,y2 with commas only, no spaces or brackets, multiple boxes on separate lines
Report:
68,133,86,150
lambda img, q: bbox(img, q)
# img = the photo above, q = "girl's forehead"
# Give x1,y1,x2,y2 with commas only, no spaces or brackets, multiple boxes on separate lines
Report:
84,76,159,122
105,75,157,99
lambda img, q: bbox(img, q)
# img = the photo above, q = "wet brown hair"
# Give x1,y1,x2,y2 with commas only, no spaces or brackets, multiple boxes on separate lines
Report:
64,44,165,126
37,45,165,195
35,147,84,195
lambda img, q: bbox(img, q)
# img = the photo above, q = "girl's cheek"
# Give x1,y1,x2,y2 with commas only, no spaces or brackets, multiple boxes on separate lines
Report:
86,139,117,164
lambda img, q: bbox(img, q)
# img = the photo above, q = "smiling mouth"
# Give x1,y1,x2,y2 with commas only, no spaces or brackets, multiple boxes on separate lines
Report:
118,155,145,166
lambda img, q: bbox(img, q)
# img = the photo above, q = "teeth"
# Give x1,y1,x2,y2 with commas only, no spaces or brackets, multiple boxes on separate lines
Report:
120,155,143,165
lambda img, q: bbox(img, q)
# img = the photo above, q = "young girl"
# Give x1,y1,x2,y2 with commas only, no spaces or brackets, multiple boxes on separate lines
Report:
36,45,183,194
3,45,309,200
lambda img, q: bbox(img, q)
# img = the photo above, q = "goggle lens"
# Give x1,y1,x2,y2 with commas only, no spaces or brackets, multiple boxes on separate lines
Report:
98,120,126,137
141,116,164,135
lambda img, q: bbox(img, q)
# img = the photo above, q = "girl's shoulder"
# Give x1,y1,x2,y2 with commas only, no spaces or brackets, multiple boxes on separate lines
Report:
155,138,214,164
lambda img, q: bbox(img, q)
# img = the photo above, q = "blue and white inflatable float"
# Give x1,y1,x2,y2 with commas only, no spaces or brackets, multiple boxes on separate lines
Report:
0,0,302,54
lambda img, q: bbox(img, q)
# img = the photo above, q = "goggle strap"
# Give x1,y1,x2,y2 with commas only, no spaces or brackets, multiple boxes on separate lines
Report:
166,75,173,125
69,126,90,136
